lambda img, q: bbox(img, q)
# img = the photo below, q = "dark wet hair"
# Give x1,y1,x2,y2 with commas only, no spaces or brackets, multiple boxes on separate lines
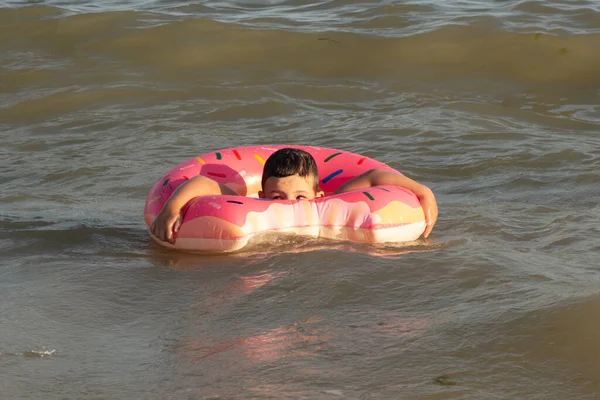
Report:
261,148,319,191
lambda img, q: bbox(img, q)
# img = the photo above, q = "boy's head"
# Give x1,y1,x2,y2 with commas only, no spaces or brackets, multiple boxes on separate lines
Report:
259,148,324,200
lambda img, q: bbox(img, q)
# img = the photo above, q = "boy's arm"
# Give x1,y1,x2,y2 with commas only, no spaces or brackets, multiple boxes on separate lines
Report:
335,169,438,238
150,176,237,244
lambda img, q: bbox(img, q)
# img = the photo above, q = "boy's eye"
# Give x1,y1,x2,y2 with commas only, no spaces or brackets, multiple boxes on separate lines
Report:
296,195,306,200
272,195,282,200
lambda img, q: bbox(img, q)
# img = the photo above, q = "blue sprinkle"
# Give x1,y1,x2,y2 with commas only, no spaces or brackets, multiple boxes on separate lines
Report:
322,169,343,184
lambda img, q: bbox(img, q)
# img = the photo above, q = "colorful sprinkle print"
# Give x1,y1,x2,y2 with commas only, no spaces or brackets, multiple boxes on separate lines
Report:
145,145,425,252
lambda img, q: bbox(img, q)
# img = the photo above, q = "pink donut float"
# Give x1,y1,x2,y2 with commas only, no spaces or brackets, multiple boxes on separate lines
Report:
144,145,426,252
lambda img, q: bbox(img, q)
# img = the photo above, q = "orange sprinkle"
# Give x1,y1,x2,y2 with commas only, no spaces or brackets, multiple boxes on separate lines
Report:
148,195,161,205
197,157,206,164
254,154,265,165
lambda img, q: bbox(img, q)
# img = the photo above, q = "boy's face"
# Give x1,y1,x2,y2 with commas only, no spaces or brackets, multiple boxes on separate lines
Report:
259,174,324,200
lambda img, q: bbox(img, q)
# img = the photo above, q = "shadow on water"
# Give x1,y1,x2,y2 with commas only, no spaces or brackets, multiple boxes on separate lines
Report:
146,232,452,270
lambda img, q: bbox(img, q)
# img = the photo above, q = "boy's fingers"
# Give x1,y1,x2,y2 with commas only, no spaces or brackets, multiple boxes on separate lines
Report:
150,219,163,240
423,224,432,238
158,224,166,242
168,217,181,244
165,226,174,243
423,209,434,238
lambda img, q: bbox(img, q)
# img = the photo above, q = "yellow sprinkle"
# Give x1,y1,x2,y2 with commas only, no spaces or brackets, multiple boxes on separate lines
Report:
197,157,206,164
254,154,265,165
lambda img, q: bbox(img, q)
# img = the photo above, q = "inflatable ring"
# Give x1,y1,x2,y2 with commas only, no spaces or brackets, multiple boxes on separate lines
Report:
144,145,426,252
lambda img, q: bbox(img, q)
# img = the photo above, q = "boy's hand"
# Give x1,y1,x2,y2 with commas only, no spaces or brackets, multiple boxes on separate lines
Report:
147,175,235,245
150,207,182,244
415,187,438,239
334,168,439,238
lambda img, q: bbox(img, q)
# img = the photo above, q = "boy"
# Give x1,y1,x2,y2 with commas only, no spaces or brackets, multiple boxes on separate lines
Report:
150,148,438,244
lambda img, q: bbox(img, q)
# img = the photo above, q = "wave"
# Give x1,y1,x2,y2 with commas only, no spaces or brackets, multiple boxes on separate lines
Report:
2,6,600,87
0,215,148,258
